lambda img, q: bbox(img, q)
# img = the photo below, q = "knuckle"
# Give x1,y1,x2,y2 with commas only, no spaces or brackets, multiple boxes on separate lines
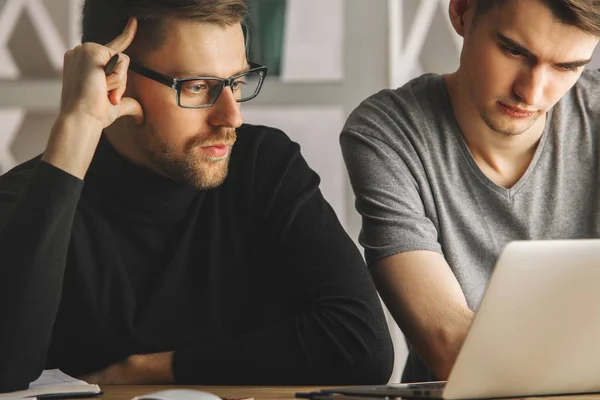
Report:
65,46,78,57
81,42,102,56
120,57,131,71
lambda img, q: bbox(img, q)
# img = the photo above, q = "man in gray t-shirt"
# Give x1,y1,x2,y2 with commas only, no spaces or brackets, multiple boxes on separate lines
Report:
341,0,600,383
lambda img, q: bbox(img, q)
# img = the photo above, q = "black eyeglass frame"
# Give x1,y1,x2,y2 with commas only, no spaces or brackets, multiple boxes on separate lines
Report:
128,60,268,109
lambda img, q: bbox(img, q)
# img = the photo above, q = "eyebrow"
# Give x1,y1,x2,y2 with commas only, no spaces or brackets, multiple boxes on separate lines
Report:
173,64,252,79
496,33,592,69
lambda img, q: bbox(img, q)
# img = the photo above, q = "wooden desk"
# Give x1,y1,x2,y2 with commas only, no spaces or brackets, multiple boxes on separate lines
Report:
94,387,600,400
97,386,317,400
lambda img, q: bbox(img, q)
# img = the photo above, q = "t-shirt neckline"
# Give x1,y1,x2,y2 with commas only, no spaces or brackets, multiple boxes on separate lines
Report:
436,75,553,199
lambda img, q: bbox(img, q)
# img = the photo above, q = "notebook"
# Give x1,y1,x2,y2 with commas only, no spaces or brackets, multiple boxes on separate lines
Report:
317,240,600,399
0,369,101,399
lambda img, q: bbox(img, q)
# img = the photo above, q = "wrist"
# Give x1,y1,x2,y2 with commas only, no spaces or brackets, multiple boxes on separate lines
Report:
127,352,175,384
56,112,104,133
42,114,105,179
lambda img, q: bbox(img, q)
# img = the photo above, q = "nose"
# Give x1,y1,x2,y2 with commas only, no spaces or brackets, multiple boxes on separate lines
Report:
206,86,243,129
513,65,546,107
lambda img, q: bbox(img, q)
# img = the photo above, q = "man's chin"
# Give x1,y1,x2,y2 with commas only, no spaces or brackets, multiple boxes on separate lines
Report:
485,114,538,137
184,159,230,190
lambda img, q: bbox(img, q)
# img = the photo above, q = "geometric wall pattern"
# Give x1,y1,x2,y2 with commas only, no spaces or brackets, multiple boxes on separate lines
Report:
0,0,82,174
0,108,23,172
1,0,66,78
388,0,462,88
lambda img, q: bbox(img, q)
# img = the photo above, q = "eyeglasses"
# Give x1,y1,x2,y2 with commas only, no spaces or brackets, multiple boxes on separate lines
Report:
128,61,268,109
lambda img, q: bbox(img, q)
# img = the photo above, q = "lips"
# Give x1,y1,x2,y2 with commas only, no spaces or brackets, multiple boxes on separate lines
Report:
498,102,535,118
199,143,231,158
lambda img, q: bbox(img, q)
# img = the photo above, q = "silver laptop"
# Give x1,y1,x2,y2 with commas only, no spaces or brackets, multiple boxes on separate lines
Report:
322,240,600,399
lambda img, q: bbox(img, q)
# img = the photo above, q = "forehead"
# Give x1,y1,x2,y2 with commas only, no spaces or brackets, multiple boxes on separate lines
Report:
480,0,599,61
145,19,247,77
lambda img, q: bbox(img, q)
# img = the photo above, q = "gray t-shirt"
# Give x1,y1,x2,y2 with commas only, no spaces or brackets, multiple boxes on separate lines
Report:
341,70,600,382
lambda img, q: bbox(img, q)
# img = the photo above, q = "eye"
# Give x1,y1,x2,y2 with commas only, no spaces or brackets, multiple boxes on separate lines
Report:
557,65,582,73
501,44,523,57
183,80,209,94
231,78,247,90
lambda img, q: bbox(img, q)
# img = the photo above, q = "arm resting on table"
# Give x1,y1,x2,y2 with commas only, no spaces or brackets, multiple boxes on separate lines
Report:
371,251,474,380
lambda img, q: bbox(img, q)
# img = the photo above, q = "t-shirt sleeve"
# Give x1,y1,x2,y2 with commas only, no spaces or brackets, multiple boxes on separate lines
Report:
341,120,442,265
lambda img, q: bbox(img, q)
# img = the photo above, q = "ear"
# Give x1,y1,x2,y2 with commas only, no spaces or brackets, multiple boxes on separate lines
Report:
449,0,476,37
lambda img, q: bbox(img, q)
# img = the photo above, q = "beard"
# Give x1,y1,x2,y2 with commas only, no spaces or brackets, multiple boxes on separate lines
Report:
133,122,237,190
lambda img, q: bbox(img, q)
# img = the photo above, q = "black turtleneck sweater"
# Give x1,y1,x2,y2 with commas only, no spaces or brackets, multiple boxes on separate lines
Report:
0,124,393,391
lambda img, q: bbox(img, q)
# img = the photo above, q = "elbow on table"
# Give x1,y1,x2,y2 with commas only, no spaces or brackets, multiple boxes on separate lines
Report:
348,336,394,384
321,329,394,385
0,336,48,393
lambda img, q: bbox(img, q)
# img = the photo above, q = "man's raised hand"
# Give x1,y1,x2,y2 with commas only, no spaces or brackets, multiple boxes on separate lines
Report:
43,17,144,179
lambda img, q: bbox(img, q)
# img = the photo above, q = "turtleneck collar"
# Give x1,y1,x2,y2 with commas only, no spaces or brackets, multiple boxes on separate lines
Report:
84,135,202,220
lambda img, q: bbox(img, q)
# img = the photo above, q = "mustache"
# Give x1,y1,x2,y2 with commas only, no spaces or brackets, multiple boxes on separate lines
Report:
185,128,237,150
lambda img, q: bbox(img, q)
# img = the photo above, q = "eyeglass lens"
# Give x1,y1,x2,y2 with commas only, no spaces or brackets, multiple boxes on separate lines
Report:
178,70,263,107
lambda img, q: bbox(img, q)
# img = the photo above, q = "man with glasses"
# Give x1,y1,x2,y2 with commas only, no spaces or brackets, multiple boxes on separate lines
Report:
0,0,393,391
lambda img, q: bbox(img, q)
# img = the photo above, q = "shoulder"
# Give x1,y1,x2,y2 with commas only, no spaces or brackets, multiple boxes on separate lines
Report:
229,123,309,181
571,69,600,104
554,69,600,129
343,73,448,144
341,74,453,162
233,123,298,155
574,68,600,89
226,123,320,215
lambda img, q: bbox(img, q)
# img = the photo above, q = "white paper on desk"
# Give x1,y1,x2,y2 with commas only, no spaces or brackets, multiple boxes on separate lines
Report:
0,369,100,399
29,369,88,388
0,398,36,400
280,0,344,82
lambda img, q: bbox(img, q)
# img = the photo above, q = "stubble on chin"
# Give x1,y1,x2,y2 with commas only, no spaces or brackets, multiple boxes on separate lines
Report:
135,124,237,190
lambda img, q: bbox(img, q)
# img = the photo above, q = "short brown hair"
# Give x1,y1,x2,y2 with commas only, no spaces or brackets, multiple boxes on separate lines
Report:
81,0,247,53
475,0,600,37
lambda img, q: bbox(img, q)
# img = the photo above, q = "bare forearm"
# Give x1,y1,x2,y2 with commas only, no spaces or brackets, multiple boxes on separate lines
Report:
372,251,474,380
43,17,142,181
81,352,175,384
410,307,474,380
42,114,104,180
